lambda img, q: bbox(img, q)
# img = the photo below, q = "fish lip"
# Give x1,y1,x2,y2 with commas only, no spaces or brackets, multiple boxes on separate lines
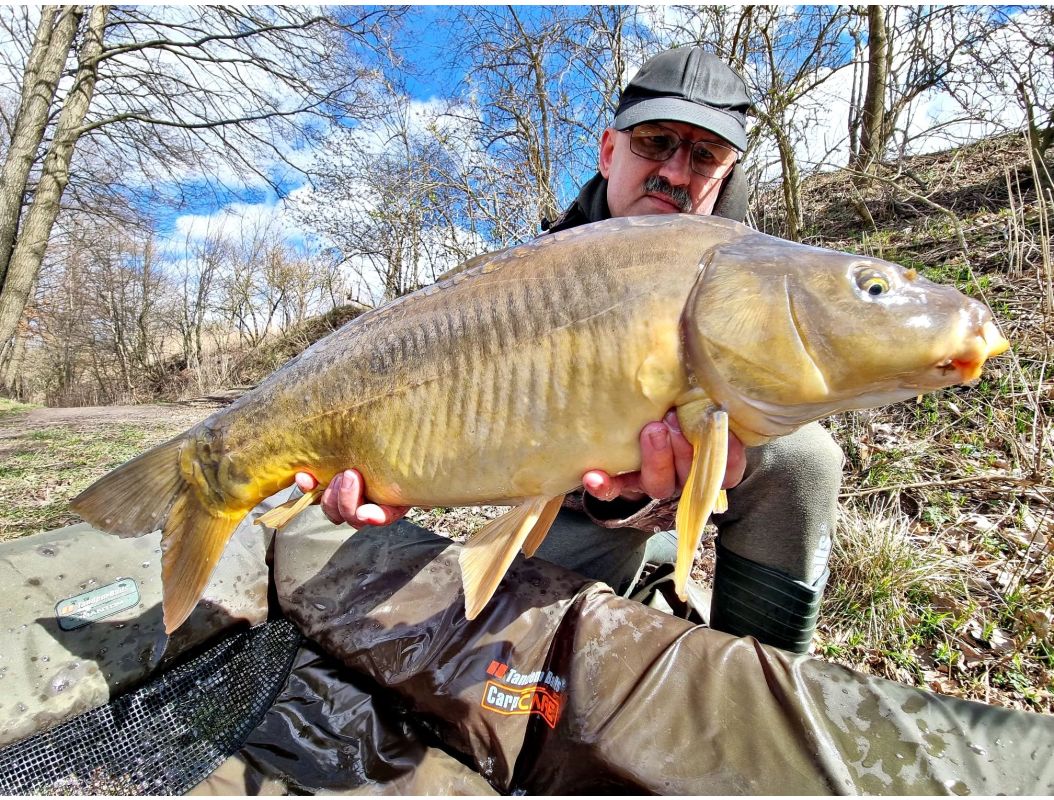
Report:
981,321,1010,358
943,357,984,383
936,321,1010,383
932,355,984,383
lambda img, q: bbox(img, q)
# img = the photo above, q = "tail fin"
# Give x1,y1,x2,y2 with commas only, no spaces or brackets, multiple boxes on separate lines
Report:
71,434,242,633
70,435,187,536
159,493,241,632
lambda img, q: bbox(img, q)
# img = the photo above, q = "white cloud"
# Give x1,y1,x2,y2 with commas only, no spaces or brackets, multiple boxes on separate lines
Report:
163,196,322,265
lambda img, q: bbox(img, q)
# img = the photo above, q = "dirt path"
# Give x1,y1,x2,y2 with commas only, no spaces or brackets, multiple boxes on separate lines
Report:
0,403,217,438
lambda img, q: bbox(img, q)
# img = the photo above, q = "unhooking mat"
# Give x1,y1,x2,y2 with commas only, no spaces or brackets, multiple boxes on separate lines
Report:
2,505,1054,794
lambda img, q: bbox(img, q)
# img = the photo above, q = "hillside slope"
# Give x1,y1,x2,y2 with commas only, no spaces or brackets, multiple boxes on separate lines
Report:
752,133,1051,712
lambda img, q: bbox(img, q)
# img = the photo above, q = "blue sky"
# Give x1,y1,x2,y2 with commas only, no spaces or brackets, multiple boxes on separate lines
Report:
148,6,479,242
388,6,463,102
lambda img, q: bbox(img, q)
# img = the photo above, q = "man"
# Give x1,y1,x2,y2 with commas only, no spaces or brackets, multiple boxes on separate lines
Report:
296,47,843,653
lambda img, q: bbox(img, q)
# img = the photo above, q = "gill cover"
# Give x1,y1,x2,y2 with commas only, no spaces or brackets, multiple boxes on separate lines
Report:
682,235,834,443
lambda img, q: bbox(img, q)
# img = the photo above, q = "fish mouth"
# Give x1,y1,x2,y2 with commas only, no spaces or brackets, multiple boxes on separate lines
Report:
935,320,1010,383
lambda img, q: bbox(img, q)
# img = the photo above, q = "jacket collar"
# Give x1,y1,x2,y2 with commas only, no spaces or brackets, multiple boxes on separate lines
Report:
543,172,610,233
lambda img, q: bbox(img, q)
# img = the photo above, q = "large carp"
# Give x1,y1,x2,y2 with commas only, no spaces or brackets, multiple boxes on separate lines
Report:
72,215,1009,633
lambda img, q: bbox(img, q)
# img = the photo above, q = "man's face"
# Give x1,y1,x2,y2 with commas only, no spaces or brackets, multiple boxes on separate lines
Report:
599,120,731,218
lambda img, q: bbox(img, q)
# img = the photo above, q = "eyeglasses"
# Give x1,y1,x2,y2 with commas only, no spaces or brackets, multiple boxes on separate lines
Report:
626,124,739,179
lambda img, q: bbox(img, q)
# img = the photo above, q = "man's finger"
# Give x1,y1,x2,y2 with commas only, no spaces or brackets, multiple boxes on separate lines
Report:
318,471,343,524
294,471,316,492
638,422,676,499
355,503,408,526
662,411,693,487
334,469,365,525
584,469,647,502
582,470,619,501
584,470,642,501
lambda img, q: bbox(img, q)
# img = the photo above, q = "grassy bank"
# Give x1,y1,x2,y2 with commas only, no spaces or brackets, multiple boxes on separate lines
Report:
0,411,206,541
791,134,1054,712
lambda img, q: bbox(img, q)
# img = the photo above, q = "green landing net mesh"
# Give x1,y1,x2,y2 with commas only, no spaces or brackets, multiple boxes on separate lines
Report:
0,619,301,796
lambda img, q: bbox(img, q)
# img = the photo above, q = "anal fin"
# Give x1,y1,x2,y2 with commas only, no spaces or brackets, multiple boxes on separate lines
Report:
256,486,325,529
459,496,562,620
674,405,728,602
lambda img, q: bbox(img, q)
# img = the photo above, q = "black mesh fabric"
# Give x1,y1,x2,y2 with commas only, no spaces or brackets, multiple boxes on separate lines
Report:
0,618,301,796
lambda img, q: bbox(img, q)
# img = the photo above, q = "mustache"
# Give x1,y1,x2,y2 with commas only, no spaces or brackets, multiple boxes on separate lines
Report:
642,175,692,213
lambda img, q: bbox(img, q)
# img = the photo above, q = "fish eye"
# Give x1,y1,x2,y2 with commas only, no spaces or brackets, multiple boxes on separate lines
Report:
855,269,891,298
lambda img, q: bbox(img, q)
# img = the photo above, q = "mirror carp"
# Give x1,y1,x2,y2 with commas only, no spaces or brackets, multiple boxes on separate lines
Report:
72,215,1009,633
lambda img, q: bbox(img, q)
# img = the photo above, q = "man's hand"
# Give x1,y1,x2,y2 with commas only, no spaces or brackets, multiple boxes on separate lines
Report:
582,410,746,503
294,469,409,527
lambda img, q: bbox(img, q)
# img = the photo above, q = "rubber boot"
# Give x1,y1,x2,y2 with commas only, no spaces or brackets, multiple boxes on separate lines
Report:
709,539,828,654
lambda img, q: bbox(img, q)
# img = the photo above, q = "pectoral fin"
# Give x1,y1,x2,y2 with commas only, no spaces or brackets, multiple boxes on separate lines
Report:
715,489,728,515
459,496,562,619
255,486,326,529
674,405,728,602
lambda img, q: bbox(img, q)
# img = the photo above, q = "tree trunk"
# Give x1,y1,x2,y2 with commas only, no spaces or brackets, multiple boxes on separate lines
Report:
0,5,108,355
853,4,887,172
0,318,29,398
774,129,802,242
0,6,83,289
509,8,558,226
1017,81,1054,200
135,236,155,370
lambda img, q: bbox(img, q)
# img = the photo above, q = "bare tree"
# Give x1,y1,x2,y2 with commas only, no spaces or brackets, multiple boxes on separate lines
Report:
25,222,174,404
0,7,82,291
849,6,984,171
215,224,273,349
0,5,395,359
961,7,1054,197
447,6,593,234
649,6,853,241
756,7,853,240
0,6,107,366
296,85,488,304
176,232,225,370
573,6,644,128
271,243,324,330
82,231,169,399
850,4,887,173
32,239,93,404
204,216,327,346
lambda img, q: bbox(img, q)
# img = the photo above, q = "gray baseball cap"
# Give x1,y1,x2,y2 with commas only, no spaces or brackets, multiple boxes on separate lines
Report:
613,47,749,151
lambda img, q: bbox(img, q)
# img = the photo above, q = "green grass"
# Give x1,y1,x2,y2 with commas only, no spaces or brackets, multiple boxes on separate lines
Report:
0,397,39,418
0,418,189,542
821,483,1054,712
